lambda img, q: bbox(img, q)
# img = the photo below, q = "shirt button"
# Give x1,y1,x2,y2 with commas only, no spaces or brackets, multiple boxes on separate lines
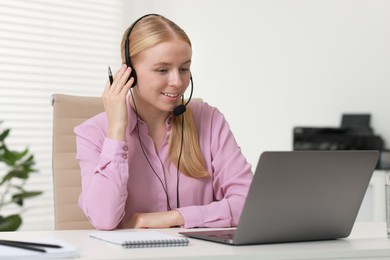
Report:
122,154,127,159
123,145,128,151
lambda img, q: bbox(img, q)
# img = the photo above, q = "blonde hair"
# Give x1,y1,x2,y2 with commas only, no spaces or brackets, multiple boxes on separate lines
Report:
120,15,208,179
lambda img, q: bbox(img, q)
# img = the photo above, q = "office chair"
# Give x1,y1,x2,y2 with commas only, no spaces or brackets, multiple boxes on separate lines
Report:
51,94,103,230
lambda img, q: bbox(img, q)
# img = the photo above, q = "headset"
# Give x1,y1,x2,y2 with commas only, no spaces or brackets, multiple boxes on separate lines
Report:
124,14,194,210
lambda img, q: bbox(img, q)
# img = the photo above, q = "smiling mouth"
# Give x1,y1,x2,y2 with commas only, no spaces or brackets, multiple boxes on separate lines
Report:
162,92,179,98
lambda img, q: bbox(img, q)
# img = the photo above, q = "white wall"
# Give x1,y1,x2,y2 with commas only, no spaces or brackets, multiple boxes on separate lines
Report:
124,0,390,168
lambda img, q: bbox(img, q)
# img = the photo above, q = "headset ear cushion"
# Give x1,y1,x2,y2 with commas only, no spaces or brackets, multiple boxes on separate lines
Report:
130,68,137,88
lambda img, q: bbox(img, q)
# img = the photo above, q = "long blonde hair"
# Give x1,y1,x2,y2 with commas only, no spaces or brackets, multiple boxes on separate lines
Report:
120,15,208,179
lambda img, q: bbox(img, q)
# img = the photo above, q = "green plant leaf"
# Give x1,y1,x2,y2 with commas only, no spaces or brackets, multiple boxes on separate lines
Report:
0,128,10,142
0,171,15,185
14,149,30,163
0,214,22,231
11,168,30,179
0,168,29,185
22,154,36,168
12,191,43,206
1,148,31,166
12,184,26,192
0,147,16,166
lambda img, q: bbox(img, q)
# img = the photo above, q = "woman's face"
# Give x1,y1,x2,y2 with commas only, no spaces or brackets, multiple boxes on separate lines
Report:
132,39,192,117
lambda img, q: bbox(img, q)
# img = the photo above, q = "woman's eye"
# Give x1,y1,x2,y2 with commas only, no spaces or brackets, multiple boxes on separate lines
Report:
180,68,190,73
157,68,168,73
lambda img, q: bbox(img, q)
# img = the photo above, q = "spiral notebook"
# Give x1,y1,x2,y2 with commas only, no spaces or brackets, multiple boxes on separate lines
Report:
89,230,189,248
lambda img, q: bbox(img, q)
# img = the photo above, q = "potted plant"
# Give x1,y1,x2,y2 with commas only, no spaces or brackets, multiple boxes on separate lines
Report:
0,121,42,231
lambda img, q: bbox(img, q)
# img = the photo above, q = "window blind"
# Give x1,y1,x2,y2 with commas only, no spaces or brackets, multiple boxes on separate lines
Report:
0,0,125,230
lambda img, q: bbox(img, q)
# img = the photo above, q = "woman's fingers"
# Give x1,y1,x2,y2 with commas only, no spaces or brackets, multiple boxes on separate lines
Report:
107,65,133,95
101,65,135,141
121,72,135,95
126,211,184,229
109,65,127,94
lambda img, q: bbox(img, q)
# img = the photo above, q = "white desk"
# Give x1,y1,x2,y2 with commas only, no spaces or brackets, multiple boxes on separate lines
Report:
1,222,389,260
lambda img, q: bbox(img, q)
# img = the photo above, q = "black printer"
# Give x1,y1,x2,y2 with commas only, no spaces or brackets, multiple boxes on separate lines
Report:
293,114,390,169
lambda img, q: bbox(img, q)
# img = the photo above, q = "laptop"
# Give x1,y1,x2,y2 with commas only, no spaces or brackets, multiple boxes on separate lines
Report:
179,151,379,245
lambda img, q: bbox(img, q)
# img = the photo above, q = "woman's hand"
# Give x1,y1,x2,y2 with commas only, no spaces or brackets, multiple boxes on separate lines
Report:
102,64,134,141
127,210,185,229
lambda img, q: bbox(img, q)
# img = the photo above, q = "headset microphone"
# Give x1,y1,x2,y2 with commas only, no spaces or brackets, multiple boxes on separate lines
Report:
172,74,193,116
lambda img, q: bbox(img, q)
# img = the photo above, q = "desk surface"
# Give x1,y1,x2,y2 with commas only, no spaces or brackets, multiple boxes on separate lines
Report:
1,222,389,260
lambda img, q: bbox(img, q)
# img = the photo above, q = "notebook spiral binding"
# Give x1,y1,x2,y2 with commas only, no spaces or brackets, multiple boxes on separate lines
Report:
122,238,189,248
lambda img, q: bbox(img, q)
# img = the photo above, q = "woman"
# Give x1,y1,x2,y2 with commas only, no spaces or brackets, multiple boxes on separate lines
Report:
74,14,253,230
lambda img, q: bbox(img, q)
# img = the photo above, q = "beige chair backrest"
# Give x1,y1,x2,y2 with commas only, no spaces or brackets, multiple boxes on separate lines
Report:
51,94,103,230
